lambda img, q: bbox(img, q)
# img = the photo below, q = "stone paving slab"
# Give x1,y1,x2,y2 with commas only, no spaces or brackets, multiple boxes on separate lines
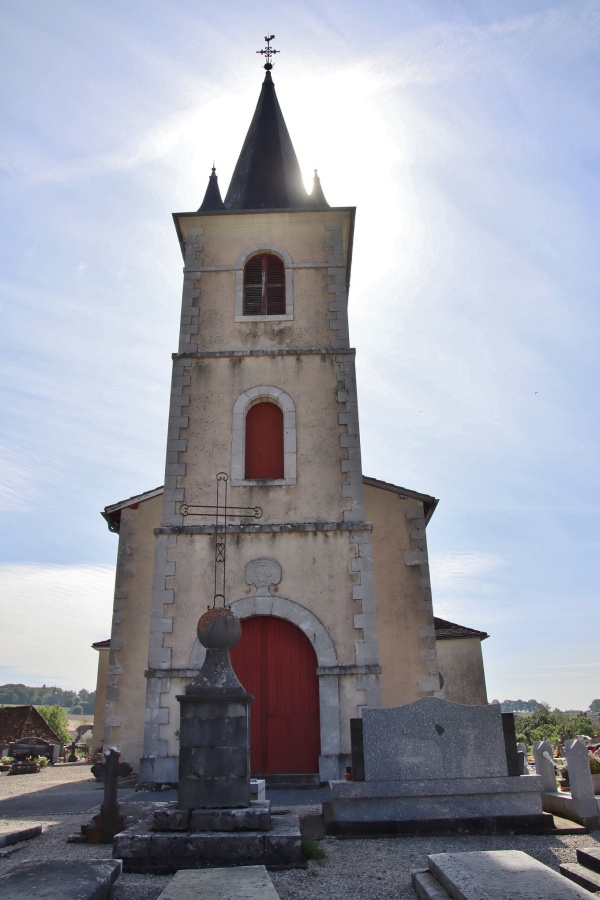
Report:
0,826,42,848
427,850,594,899
0,858,121,899
156,864,280,899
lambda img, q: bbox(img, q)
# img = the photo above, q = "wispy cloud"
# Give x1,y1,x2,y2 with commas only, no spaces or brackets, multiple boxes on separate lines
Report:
431,551,504,589
0,441,59,513
0,564,114,690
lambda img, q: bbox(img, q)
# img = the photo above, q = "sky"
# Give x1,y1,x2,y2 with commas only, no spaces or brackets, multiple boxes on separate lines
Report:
1,0,599,710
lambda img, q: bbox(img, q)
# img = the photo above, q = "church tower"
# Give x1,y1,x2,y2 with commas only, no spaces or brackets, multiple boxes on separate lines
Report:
140,53,382,784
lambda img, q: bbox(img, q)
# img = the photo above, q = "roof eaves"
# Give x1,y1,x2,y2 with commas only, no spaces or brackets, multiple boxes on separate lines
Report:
101,486,164,534
434,616,489,641
363,475,439,523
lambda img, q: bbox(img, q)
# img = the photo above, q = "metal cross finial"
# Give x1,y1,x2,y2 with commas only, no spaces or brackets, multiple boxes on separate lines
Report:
257,34,279,70
180,473,263,608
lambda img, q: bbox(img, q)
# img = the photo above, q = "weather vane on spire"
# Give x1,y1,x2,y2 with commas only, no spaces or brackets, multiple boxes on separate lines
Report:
257,34,279,70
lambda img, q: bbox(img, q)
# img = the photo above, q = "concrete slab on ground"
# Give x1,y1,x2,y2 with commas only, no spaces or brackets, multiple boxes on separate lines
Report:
0,826,41,848
0,858,121,899
560,861,600,893
426,850,594,899
156,865,280,899
412,869,452,899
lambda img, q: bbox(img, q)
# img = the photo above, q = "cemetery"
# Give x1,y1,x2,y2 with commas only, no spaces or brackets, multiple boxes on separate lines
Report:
1,631,600,898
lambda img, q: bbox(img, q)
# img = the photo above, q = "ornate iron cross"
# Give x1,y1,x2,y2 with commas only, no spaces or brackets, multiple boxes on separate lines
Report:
257,34,279,70
180,473,263,608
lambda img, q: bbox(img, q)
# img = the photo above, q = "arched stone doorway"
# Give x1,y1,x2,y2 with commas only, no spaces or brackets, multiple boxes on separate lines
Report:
230,616,320,774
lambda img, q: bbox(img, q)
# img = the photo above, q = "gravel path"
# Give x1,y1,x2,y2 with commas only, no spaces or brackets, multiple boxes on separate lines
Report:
1,766,599,899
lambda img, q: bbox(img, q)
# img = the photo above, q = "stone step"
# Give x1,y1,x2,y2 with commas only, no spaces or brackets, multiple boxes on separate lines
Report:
426,850,596,899
156,865,280,899
114,812,302,874
578,846,600,874
412,868,452,898
0,859,121,899
560,862,600,894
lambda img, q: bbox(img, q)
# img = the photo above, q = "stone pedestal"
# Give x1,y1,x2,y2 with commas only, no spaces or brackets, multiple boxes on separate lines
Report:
177,691,252,809
113,607,302,871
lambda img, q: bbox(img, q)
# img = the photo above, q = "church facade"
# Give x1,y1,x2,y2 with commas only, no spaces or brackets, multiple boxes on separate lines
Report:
98,65,488,784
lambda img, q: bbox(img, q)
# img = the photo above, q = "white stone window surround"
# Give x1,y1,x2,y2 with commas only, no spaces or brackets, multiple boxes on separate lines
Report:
231,385,296,486
234,244,294,322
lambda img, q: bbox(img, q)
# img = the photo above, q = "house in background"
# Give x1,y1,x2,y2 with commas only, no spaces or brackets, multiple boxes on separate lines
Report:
0,705,62,761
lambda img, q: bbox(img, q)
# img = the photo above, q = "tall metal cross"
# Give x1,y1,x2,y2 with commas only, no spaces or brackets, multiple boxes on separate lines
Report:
257,34,279,70
180,473,263,608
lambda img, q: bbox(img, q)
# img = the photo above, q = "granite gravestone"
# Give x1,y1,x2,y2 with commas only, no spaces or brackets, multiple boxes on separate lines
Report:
359,697,508,781
324,697,549,836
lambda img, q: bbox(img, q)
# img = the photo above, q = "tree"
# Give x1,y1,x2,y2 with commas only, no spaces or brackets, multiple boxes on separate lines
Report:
589,699,600,713
514,707,593,750
37,705,71,743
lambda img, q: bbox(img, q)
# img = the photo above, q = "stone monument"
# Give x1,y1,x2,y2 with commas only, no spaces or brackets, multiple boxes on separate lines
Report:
113,607,301,872
324,697,551,835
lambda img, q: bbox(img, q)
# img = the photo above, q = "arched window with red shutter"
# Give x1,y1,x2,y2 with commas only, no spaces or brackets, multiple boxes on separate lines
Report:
245,402,284,479
243,253,285,316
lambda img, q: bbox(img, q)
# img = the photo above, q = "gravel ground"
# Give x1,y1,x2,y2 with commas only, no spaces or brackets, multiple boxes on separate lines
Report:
1,766,599,899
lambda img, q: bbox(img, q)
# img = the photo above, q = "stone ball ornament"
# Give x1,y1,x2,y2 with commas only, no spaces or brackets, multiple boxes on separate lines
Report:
197,607,242,650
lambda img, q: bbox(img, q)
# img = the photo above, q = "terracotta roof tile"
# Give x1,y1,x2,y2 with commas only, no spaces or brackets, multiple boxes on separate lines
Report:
0,705,61,744
434,617,489,640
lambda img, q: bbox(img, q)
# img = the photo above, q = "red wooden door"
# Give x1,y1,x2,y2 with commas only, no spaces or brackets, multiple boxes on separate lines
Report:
230,616,320,774
245,402,284,479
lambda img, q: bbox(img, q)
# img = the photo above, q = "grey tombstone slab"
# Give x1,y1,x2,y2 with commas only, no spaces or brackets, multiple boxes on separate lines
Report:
156,865,280,900
0,859,121,900
532,740,557,792
361,697,508,781
427,850,594,899
327,698,549,836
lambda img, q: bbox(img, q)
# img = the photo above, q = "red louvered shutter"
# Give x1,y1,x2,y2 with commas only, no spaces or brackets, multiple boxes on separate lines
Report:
230,616,320,774
243,253,285,315
265,255,285,314
245,402,284,479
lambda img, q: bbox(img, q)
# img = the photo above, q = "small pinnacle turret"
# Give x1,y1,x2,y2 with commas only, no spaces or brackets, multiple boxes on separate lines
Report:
198,166,225,212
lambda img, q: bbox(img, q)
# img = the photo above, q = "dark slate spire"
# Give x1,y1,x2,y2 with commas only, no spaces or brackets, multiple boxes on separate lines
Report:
309,169,329,207
224,71,312,211
199,166,225,211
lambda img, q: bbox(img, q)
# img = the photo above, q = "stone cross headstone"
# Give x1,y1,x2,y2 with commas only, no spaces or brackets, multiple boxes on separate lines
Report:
81,748,126,843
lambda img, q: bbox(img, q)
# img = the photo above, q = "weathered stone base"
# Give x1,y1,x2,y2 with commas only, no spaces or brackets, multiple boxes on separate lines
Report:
541,789,600,829
152,801,271,832
324,775,551,836
325,811,553,836
113,813,302,874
